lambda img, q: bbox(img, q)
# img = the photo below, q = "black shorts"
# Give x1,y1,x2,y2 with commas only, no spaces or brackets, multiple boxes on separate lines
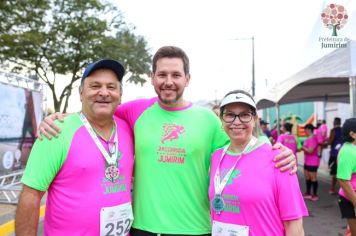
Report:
304,165,319,172
130,228,211,236
338,195,356,219
328,155,337,175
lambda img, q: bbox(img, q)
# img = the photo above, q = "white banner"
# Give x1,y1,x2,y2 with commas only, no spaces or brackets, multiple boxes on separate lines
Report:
0,82,43,174
0,83,26,139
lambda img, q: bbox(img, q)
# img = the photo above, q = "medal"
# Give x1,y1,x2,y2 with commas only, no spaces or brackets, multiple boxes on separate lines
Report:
212,194,225,214
105,165,120,182
213,137,258,215
79,113,121,183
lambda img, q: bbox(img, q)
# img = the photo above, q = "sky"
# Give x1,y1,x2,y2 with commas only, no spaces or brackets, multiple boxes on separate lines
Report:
1,0,354,192
65,0,356,111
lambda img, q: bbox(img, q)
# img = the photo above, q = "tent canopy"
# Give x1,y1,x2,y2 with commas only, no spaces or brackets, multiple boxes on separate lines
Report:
256,40,356,110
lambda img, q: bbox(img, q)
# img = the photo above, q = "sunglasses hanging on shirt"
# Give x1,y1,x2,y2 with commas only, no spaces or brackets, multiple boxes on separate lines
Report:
108,141,117,157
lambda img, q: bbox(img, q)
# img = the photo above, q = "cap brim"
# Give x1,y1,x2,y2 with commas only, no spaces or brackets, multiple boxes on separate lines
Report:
220,93,256,109
83,59,125,82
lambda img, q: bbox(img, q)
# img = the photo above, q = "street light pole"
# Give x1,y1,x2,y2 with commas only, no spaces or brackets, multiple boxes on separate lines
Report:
231,36,255,96
251,36,255,96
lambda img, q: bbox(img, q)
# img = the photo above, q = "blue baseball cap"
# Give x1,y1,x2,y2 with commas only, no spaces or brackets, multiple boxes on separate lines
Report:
81,59,125,82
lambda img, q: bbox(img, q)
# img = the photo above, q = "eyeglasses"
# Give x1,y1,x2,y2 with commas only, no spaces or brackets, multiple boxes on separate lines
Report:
222,112,254,123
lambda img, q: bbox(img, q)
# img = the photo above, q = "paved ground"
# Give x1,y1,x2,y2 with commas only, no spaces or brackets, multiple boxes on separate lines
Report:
301,171,346,236
0,155,349,235
299,152,347,236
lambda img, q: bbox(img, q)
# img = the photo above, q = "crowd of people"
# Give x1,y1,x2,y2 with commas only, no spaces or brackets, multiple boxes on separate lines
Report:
243,117,344,201
12,45,356,236
234,115,356,235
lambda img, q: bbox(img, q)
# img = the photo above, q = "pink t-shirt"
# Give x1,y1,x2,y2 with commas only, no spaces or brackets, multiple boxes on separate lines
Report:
22,114,134,235
315,124,328,144
209,144,308,236
277,133,297,156
271,128,278,142
303,135,320,167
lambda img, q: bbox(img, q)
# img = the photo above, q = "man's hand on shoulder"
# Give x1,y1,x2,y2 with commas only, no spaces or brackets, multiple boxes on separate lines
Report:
272,142,297,174
37,112,68,140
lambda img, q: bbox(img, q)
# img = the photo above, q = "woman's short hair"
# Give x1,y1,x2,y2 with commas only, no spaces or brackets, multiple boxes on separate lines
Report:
304,124,315,132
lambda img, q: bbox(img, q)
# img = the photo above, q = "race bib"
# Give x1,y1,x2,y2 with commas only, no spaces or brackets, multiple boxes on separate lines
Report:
100,203,134,236
212,220,249,236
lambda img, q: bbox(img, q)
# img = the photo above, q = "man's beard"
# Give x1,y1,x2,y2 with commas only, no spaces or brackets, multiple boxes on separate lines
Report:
157,90,183,107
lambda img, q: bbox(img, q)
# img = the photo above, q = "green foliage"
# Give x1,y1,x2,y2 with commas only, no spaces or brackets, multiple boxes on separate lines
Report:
0,0,151,112
283,113,302,122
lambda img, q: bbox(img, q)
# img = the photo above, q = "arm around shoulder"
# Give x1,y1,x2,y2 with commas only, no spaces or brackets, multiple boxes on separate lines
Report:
272,143,297,174
37,112,70,140
15,185,45,236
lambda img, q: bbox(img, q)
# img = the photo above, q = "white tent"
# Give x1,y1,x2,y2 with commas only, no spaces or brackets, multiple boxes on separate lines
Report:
256,40,356,117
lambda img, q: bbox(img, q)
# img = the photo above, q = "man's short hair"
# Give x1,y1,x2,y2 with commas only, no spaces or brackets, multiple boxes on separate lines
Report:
152,46,190,74
342,118,356,142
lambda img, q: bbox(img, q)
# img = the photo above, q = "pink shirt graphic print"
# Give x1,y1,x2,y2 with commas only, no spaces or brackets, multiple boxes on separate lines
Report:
209,144,308,236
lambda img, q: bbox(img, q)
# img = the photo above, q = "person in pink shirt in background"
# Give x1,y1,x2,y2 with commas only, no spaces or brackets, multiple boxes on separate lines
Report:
317,119,328,143
209,89,307,236
315,119,328,157
302,124,320,201
271,122,279,144
277,122,298,157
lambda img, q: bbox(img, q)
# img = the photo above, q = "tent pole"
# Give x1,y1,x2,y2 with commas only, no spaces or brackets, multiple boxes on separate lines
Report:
323,95,328,121
276,103,280,136
350,76,356,117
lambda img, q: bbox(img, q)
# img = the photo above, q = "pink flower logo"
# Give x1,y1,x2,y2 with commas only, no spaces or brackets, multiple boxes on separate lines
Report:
321,4,348,36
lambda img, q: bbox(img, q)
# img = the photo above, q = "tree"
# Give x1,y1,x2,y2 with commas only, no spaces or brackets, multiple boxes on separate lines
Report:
0,0,152,112
284,113,302,136
321,3,348,37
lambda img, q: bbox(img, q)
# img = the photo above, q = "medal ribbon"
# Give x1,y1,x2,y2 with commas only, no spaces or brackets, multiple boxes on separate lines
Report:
79,112,118,165
213,136,258,196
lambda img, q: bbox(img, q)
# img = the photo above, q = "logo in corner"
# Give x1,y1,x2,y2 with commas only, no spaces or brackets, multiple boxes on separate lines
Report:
161,124,185,144
321,4,348,37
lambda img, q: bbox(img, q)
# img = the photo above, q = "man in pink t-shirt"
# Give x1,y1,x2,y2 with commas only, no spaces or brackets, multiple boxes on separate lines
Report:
15,60,134,236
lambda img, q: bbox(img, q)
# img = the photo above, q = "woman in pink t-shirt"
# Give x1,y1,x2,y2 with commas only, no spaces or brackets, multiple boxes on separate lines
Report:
302,124,320,201
209,89,307,236
277,122,298,156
